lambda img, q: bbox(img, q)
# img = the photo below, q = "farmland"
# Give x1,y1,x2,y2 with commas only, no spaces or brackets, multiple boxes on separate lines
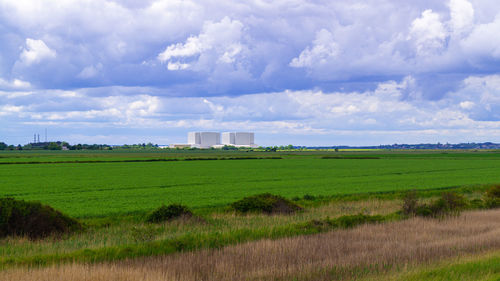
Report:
1,149,500,279
1,150,500,217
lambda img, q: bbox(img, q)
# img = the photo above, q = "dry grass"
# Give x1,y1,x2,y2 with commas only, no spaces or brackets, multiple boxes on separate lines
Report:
2,209,500,281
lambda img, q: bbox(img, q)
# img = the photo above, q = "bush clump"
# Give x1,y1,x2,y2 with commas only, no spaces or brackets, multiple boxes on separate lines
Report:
231,193,302,214
0,197,81,239
485,184,500,208
146,204,193,223
401,191,467,218
402,190,419,216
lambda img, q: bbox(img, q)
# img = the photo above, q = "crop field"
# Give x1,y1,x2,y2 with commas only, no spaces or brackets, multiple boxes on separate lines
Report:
1,150,500,217
2,150,500,217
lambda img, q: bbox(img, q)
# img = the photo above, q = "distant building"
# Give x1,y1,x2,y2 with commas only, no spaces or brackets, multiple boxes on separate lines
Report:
221,132,256,147
187,132,221,148
170,131,256,149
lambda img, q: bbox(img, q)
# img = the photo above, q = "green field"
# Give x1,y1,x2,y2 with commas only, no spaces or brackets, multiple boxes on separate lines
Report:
1,150,500,217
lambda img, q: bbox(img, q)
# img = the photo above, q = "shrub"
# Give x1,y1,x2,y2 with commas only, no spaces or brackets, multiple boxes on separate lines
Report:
0,197,81,239
146,204,193,223
468,198,485,209
485,185,500,208
402,190,419,216
231,193,302,214
401,191,467,218
416,192,467,218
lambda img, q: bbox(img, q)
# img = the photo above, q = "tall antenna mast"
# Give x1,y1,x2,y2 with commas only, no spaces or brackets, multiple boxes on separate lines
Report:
37,134,40,143
34,134,36,143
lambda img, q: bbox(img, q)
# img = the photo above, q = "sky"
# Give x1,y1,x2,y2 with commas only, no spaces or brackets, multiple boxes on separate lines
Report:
1,0,500,146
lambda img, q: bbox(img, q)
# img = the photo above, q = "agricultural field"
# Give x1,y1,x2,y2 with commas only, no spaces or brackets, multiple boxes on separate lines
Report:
1,150,500,217
1,149,500,280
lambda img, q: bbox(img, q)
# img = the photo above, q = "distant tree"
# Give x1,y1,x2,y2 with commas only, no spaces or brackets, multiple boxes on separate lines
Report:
47,142,62,150
7,145,15,150
16,144,22,150
0,142,7,150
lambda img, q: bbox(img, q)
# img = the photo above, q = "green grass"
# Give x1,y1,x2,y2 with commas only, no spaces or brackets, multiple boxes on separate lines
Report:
364,251,500,281
2,150,500,217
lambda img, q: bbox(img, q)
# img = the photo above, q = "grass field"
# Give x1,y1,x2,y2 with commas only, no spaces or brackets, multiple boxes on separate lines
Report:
2,150,500,217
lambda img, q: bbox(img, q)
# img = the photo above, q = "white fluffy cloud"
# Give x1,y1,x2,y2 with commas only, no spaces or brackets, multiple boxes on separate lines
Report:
449,0,474,33
409,10,447,56
19,39,56,65
289,29,339,68
0,77,31,90
158,17,245,71
461,15,500,59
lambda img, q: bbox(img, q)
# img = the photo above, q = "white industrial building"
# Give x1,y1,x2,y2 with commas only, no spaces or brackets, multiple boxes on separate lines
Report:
170,131,256,148
187,132,221,148
221,132,256,147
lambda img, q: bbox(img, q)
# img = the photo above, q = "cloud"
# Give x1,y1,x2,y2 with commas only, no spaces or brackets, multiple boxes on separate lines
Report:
449,0,474,33
167,62,190,71
461,15,500,59
0,77,31,90
2,0,500,145
408,10,447,56
157,16,245,72
447,75,500,121
289,29,339,68
77,63,103,79
1,74,497,135
19,38,56,65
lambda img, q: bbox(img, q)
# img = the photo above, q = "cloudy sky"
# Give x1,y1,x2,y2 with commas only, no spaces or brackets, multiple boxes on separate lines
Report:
1,0,500,146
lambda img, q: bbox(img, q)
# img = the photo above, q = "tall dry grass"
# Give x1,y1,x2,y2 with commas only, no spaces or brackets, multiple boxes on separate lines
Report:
2,209,500,281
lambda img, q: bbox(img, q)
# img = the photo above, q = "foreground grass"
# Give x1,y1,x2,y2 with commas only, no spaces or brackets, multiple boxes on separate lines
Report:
364,251,500,281
0,183,492,269
1,209,499,281
0,200,399,269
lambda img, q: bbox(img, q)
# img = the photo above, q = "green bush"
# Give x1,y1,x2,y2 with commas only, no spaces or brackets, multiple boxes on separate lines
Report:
231,193,302,214
401,192,467,218
145,204,193,223
402,190,419,216
485,185,500,208
468,198,485,209
0,197,81,239
417,192,467,218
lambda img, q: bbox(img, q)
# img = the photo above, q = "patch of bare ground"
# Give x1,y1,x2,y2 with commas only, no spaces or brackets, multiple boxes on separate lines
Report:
2,209,500,281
